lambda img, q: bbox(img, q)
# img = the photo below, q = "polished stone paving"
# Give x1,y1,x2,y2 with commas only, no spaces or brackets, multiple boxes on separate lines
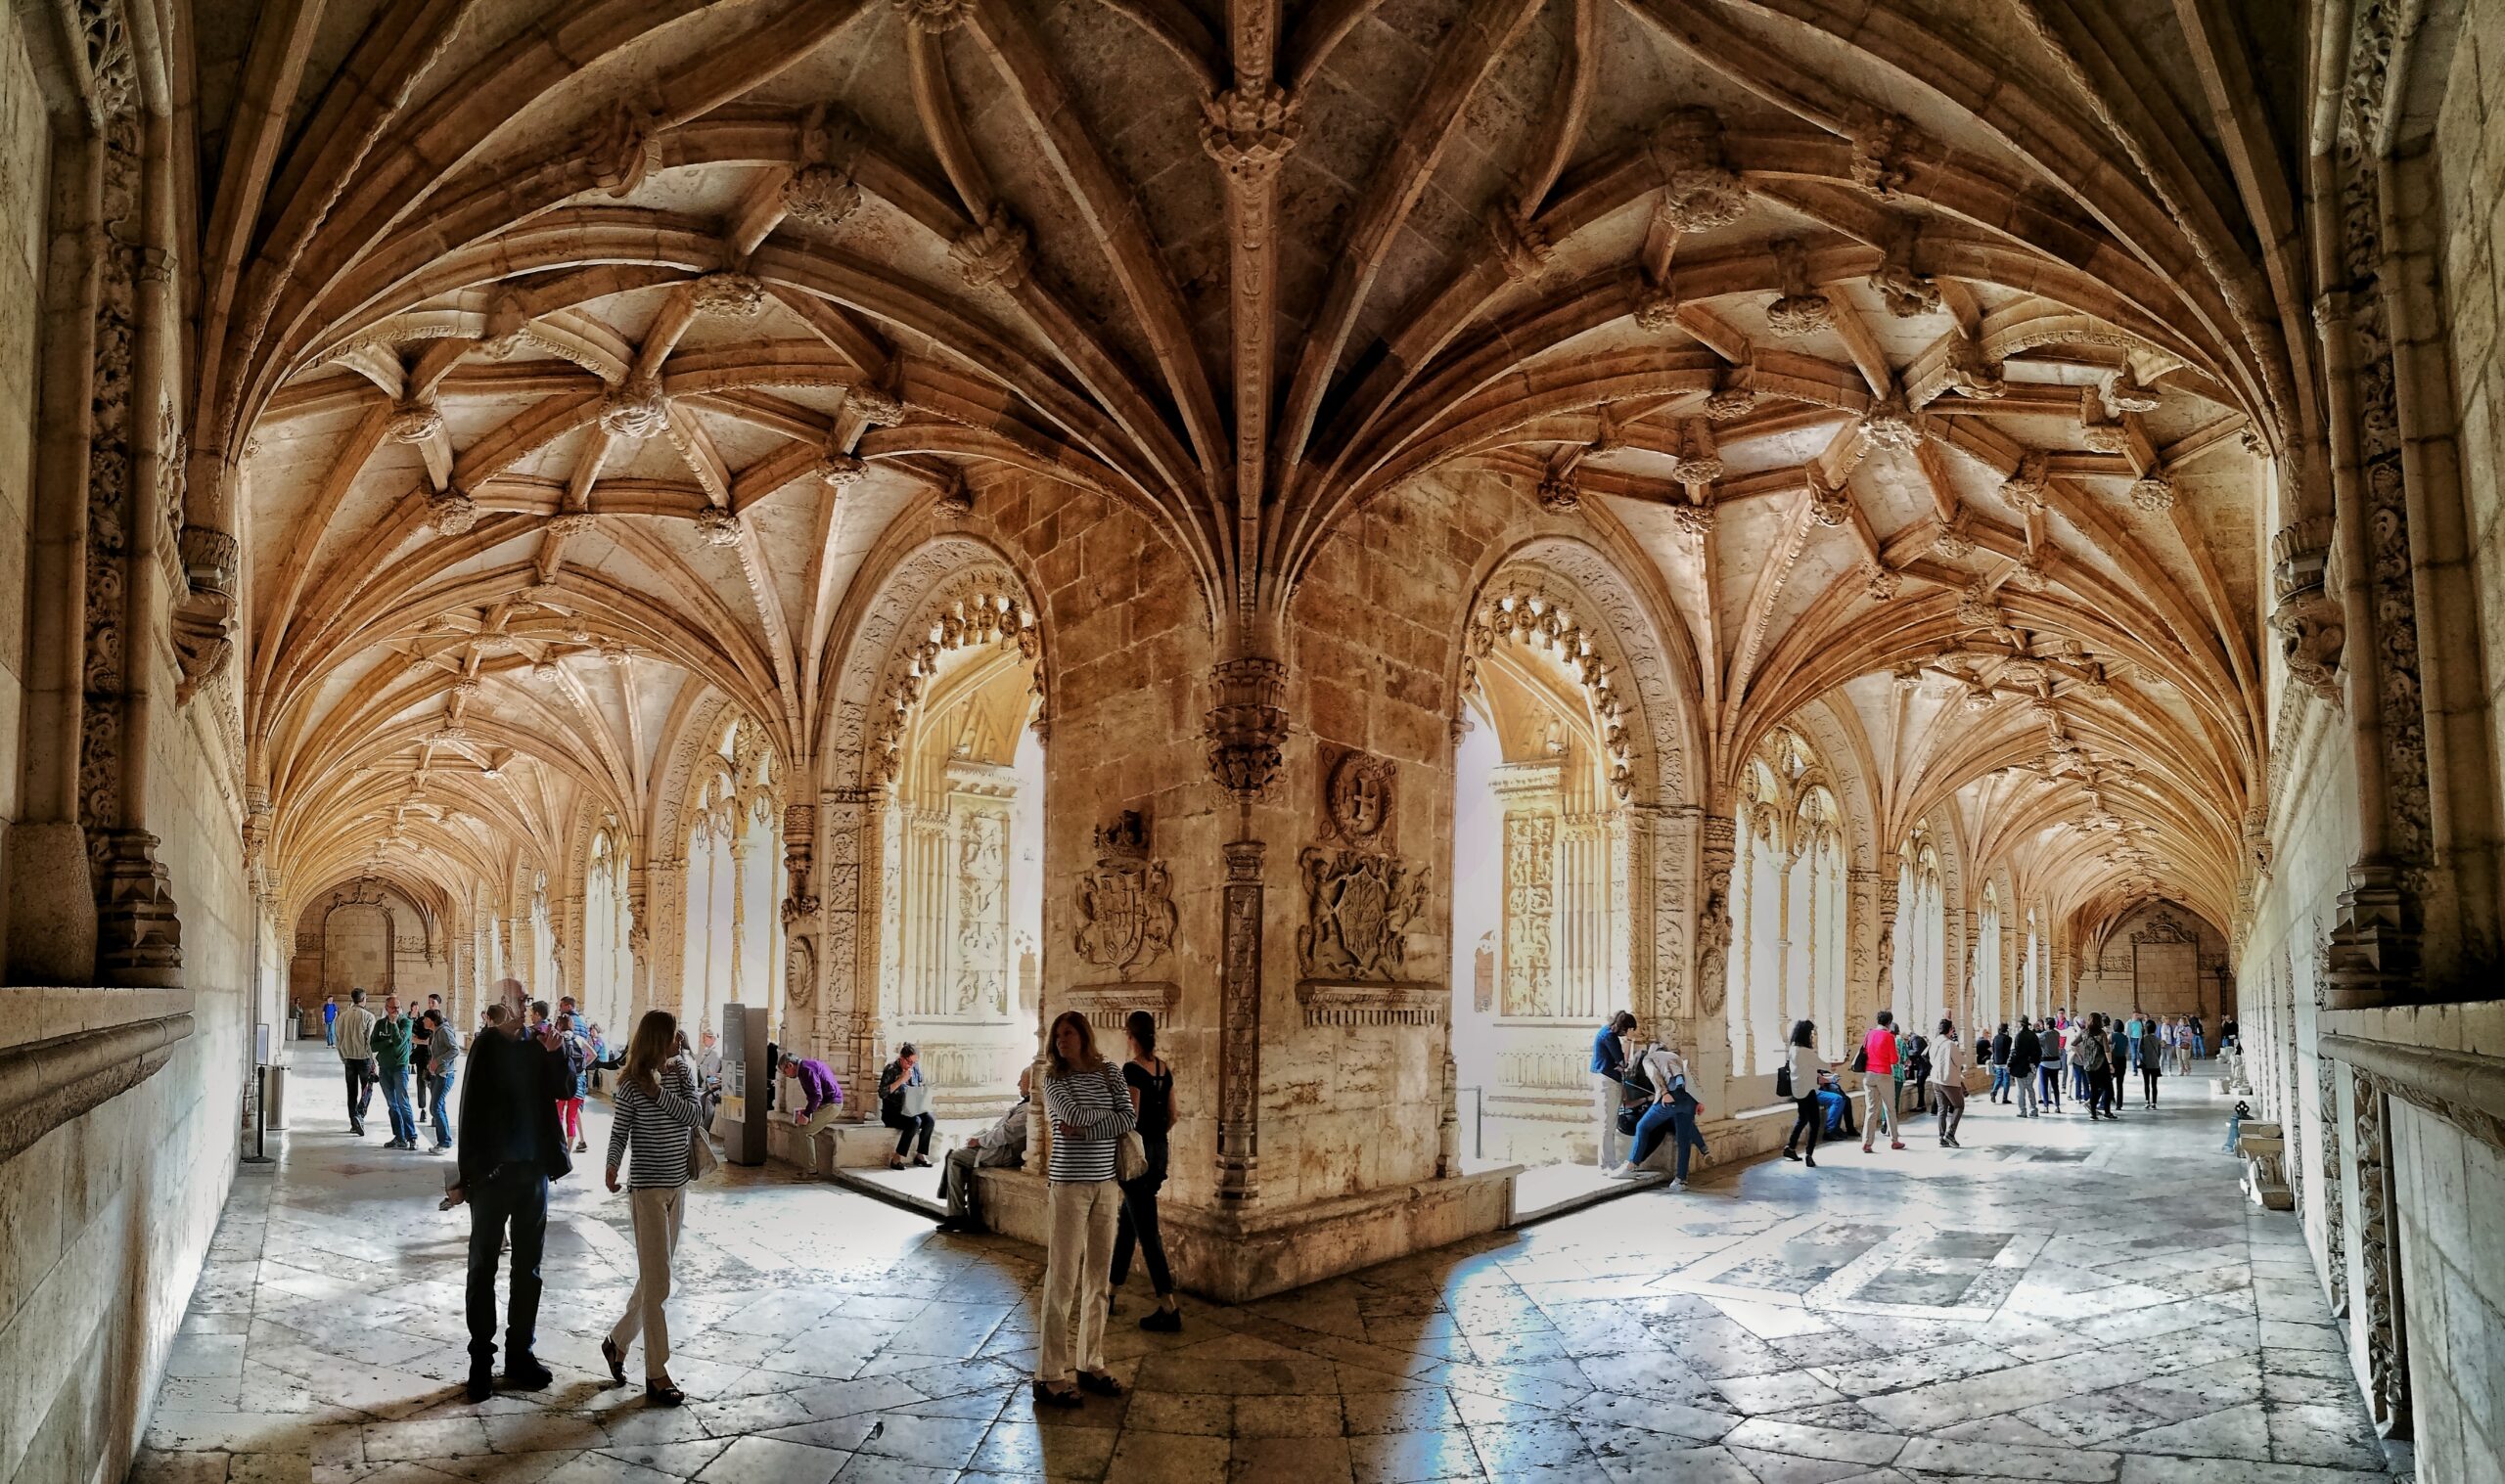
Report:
131,1063,2405,1483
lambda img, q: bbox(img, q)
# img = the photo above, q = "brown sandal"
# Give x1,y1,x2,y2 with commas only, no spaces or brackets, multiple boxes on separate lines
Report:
600,1338,627,1386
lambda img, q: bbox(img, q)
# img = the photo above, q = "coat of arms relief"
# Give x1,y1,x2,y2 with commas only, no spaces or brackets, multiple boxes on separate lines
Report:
1072,810,1177,980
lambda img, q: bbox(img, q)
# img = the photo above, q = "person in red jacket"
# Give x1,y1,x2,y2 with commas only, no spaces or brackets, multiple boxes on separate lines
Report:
1860,1010,1905,1152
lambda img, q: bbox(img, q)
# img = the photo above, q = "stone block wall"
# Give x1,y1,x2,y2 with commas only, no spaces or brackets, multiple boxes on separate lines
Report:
0,12,44,927
2437,0,2505,803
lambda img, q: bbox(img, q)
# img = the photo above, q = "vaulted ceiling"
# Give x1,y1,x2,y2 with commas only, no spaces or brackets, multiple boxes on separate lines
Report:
190,0,2300,932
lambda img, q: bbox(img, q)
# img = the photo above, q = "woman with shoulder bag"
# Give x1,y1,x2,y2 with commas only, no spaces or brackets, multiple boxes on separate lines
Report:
1110,1011,1180,1331
1781,1020,1826,1167
600,1011,710,1407
1035,1012,1136,1408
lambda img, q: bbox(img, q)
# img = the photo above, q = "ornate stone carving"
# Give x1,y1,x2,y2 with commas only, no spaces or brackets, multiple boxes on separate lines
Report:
1943,335,2007,398
591,102,664,198
890,0,969,33
1296,847,1428,981
1463,588,1635,800
2318,1059,2348,1316
1501,811,1556,1015
1847,109,1914,199
2127,473,2176,513
691,272,767,318
1704,372,1756,421
1933,510,1976,559
1295,981,1444,1027
1203,82,1301,180
1668,419,1721,482
1805,468,1851,527
1216,839,1264,1202
1324,748,1394,842
1205,656,1288,803
388,397,443,443
547,512,596,536
1766,237,1832,336
1073,813,1177,980
816,451,868,488
2269,517,2343,703
1536,469,1580,513
949,208,1029,291
1486,207,1554,281
781,164,862,226
1868,258,1938,318
600,377,670,438
848,384,907,427
1859,390,1921,449
1695,885,1730,1016
172,526,241,705
930,476,975,519
2350,1071,2408,1434
2103,365,2162,413
785,934,815,1011
1862,562,1901,602
1650,108,1747,230
2079,385,2129,453
1631,287,1680,333
2000,452,2051,512
693,505,743,547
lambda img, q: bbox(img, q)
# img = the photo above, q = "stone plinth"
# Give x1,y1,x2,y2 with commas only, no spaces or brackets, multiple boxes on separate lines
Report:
976,1164,1522,1302
2235,1120,2294,1209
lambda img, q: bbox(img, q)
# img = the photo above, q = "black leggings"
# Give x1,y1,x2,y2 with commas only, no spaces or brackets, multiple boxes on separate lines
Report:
1113,1154,1172,1294
2089,1066,2115,1114
886,1110,934,1157
1785,1094,1822,1155
2141,1068,2161,1104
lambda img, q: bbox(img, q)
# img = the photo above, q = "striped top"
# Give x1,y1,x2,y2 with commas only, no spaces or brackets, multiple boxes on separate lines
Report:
605,1060,707,1190
1043,1061,1135,1183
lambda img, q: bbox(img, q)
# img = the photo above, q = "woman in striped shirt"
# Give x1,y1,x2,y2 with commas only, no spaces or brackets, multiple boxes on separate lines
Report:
600,1011,709,1407
1033,1011,1135,1407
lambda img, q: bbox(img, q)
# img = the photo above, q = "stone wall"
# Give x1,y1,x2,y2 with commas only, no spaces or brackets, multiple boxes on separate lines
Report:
0,15,38,873
2072,900,2231,1026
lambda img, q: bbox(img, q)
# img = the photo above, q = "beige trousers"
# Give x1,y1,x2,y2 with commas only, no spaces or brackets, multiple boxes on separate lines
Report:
1038,1180,1120,1384
610,1185,684,1377
797,1105,842,1174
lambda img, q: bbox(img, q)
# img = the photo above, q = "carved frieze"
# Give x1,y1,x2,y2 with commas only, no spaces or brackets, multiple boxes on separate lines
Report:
1205,656,1288,803
2349,1070,2408,1435
1072,813,1177,981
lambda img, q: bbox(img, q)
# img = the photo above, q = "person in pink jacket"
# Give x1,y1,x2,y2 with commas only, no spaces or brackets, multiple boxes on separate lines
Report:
1860,1011,1904,1152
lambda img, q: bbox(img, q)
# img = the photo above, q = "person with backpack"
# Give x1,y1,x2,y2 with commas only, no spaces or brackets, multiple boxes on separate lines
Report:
1110,1012,1181,1330
2009,1017,2042,1118
1589,1011,1635,1170
2077,1013,2116,1120
555,1013,591,1153
1858,1011,1904,1152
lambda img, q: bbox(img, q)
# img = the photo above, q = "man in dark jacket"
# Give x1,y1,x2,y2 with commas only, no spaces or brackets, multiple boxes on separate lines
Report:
2009,1019,2043,1118
451,980,573,1401
1989,1024,2014,1102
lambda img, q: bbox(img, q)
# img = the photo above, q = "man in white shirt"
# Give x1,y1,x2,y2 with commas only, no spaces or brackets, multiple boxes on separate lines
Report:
1932,1017,1968,1148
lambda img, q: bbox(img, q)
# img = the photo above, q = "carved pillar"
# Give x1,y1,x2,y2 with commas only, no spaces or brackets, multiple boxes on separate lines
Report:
1206,655,1288,1204
1490,763,1560,1017
2318,1059,2349,1318
1696,814,1735,1090
2348,1070,2408,1437
725,835,751,1012
822,787,888,1102
780,802,821,1051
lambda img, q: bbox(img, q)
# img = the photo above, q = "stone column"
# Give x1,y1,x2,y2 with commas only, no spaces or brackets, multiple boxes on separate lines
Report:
779,802,822,1052
1206,654,1288,1205
821,787,888,1103
1489,762,1561,1017
726,834,751,1012
1695,816,1735,1095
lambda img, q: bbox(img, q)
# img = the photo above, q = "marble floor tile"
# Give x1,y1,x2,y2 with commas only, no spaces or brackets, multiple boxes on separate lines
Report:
128,1078,2401,1483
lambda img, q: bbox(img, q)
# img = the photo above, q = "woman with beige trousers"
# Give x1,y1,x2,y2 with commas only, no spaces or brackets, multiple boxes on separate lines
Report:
601,1010,708,1406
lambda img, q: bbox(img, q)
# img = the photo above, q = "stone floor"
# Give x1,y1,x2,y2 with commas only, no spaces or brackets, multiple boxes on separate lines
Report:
131,1063,2406,1484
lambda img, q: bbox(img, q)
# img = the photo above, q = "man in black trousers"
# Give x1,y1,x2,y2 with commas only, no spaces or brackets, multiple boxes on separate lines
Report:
449,980,573,1402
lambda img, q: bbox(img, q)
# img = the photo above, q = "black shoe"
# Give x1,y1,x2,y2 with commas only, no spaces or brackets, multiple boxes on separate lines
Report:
501,1357,554,1390
1075,1370,1126,1397
1803,1153,1817,1168
601,1338,628,1387
349,1122,365,1137
912,1155,933,1168
1782,1148,1799,1161
1140,1306,1182,1332
1032,1380,1082,1409
934,1217,967,1234
466,1370,493,1403
645,1377,685,1407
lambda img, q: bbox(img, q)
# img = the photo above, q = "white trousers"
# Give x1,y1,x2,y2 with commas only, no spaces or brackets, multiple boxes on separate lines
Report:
1038,1180,1120,1384
610,1185,684,1377
1594,1074,1623,1167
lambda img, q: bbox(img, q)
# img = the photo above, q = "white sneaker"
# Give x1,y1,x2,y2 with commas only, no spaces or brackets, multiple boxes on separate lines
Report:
1665,1180,1687,1192
1604,1164,1639,1181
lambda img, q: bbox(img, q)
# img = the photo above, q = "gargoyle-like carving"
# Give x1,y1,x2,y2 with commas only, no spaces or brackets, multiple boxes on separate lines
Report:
816,452,868,487
691,272,767,318
1848,109,1915,199
950,208,1029,291
1537,470,1580,513
427,490,478,534
781,165,861,226
2129,474,2176,513
600,378,669,438
1651,108,1747,230
694,506,742,546
1766,239,1831,336
2001,452,2051,511
1806,468,1851,527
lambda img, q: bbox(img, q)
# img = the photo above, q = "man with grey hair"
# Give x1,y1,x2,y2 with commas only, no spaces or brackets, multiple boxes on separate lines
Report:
335,988,378,1137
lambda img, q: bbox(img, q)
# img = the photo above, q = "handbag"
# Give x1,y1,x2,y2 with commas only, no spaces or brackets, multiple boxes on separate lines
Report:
900,1080,934,1118
1615,1103,1646,1137
1775,1063,1795,1100
1850,1045,1869,1074
1116,1130,1149,1181
687,1130,718,1180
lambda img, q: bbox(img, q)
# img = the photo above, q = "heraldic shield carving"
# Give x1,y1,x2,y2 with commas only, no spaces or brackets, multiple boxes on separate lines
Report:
1073,812,1177,979
1297,846,1429,980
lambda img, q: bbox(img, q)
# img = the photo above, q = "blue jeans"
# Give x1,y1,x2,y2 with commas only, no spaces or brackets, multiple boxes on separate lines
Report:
1989,1065,2010,1100
2194,1036,2207,1058
379,1065,416,1145
432,1071,456,1147
1629,1098,1707,1179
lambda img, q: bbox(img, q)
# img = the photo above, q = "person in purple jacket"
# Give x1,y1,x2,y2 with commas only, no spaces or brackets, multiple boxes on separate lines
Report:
779,1057,845,1177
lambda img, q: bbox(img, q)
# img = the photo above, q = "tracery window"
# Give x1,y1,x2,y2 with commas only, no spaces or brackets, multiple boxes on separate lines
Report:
1977,884,2003,1030
1727,729,1848,1073
1892,831,1945,1033
584,825,630,1038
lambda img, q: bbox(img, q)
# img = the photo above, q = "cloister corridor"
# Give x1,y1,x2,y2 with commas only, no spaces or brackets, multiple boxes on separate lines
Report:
127,1049,2403,1484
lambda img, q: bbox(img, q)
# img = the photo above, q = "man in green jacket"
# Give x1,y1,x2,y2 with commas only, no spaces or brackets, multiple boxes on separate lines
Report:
372,995,418,1148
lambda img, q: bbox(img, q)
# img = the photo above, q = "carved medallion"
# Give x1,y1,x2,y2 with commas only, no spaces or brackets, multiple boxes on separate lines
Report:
1073,813,1176,980
1325,748,1395,842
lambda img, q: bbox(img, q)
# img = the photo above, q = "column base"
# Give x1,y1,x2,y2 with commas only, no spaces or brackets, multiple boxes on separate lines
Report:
2322,864,2422,1010
96,831,184,988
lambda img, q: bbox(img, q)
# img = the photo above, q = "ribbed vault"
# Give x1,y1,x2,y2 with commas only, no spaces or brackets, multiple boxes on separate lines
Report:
193,0,2288,938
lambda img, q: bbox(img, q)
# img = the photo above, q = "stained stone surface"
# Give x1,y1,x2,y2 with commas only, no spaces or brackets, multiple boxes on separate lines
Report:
129,1071,2402,1484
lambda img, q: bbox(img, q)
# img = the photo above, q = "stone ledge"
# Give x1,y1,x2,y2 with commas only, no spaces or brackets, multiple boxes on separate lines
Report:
975,1163,1519,1302
1062,981,1178,1030
0,988,198,1166
1294,979,1444,1026
2320,1033,2505,1152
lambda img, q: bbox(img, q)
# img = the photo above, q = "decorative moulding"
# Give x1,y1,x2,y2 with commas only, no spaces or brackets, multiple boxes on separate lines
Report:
1062,981,1179,1032
1295,980,1445,1027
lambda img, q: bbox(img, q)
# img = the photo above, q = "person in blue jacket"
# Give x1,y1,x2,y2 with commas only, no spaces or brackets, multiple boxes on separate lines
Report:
1590,1011,1636,1168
